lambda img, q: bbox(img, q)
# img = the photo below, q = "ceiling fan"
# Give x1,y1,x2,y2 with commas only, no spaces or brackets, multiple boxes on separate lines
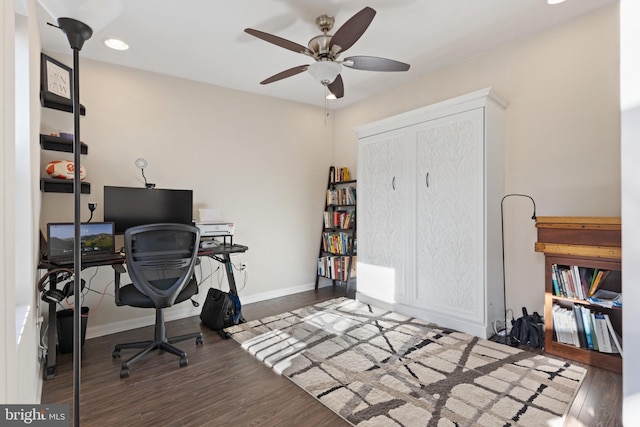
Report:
244,6,410,99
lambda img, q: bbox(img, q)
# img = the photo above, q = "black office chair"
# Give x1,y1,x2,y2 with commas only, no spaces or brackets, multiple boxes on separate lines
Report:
112,223,203,378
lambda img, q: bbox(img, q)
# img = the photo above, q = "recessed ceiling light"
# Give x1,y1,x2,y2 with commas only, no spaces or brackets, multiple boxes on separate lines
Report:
104,38,129,50
547,0,566,4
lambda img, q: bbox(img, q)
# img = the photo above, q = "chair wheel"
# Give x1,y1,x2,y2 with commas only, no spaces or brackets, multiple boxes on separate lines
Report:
119,368,129,378
179,356,188,368
196,336,203,345
112,350,121,358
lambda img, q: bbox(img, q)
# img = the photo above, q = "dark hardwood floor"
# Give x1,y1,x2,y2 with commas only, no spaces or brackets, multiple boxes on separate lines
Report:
41,287,622,426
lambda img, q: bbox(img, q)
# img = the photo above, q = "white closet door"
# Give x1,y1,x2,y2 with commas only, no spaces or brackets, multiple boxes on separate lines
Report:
412,108,485,324
357,131,407,304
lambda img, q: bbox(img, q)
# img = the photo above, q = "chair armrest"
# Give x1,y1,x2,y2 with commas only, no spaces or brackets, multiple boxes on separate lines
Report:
112,263,127,305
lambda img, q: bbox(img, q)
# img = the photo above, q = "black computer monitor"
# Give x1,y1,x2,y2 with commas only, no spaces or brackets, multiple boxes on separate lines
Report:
104,186,193,234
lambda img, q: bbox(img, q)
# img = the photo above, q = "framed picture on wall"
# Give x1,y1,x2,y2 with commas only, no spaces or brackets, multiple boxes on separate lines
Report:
41,53,71,100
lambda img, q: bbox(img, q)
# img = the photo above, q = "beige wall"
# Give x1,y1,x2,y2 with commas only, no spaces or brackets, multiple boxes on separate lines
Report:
333,4,620,316
39,58,334,337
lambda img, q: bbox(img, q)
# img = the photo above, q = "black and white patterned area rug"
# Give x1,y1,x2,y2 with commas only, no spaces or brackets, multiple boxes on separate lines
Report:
226,297,586,427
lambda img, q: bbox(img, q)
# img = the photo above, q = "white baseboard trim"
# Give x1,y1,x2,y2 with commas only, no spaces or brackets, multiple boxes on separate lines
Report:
85,305,203,340
393,302,492,339
355,292,395,311
86,281,329,339
355,293,491,339
239,281,330,305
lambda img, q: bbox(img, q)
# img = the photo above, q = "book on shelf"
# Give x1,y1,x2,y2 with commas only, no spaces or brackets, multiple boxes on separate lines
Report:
579,266,595,297
570,266,581,299
342,211,354,229
321,232,353,255
560,266,576,298
579,305,595,350
588,269,610,297
326,187,356,206
551,267,561,296
587,289,622,308
604,314,623,356
330,166,351,183
593,313,614,353
323,210,355,229
551,264,615,301
588,309,600,351
553,264,576,298
552,305,579,347
552,264,566,297
317,255,357,281
564,268,576,299
572,305,587,348
552,304,621,356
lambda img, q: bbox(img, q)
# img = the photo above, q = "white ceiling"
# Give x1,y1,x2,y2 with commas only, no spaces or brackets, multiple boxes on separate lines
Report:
36,0,616,109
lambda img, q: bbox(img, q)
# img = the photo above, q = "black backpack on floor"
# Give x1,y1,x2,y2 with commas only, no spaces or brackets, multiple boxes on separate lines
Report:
510,307,545,348
200,288,241,331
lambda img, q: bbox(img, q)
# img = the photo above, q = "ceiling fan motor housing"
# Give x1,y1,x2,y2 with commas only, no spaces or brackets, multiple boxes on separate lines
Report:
308,34,334,59
310,14,339,60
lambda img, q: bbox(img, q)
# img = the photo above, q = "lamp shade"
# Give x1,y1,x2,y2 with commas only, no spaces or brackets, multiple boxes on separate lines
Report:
38,0,122,32
308,61,342,85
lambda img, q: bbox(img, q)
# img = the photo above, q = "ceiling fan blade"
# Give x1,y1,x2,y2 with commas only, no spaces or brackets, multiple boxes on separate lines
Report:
327,74,344,99
260,65,309,85
343,56,410,72
329,7,376,54
245,28,313,56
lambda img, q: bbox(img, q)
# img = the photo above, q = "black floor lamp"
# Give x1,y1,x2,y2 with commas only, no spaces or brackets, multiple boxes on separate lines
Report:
38,2,121,425
499,193,537,345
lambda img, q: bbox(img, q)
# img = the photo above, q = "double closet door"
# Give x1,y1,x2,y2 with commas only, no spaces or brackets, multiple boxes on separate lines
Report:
356,88,506,338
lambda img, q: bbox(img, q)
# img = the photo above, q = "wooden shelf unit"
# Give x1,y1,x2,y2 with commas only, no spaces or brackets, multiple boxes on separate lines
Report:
40,134,88,154
315,166,357,294
536,216,622,374
40,90,86,115
40,178,90,194
40,89,90,194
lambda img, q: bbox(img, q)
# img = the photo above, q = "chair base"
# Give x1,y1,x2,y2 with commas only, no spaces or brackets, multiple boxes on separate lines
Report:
112,308,203,378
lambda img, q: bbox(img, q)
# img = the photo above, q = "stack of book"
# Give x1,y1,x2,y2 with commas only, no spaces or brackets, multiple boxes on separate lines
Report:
326,187,357,206
330,166,351,183
552,304,622,356
587,289,622,308
551,264,615,300
321,232,353,255
323,210,355,229
317,256,357,281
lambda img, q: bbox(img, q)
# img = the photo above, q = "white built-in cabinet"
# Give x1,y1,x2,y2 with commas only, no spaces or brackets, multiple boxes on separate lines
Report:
355,88,508,338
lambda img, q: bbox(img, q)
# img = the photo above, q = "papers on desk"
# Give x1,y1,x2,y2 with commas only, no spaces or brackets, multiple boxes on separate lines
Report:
198,208,222,223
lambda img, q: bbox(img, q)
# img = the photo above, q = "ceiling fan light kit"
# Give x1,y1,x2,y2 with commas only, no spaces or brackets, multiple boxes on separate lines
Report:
245,6,410,99
308,61,342,85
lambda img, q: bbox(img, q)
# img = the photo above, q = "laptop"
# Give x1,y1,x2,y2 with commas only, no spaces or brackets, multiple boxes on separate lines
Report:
46,222,119,265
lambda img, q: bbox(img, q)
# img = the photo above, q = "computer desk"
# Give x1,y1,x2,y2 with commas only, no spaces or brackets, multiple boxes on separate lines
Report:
40,242,248,380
